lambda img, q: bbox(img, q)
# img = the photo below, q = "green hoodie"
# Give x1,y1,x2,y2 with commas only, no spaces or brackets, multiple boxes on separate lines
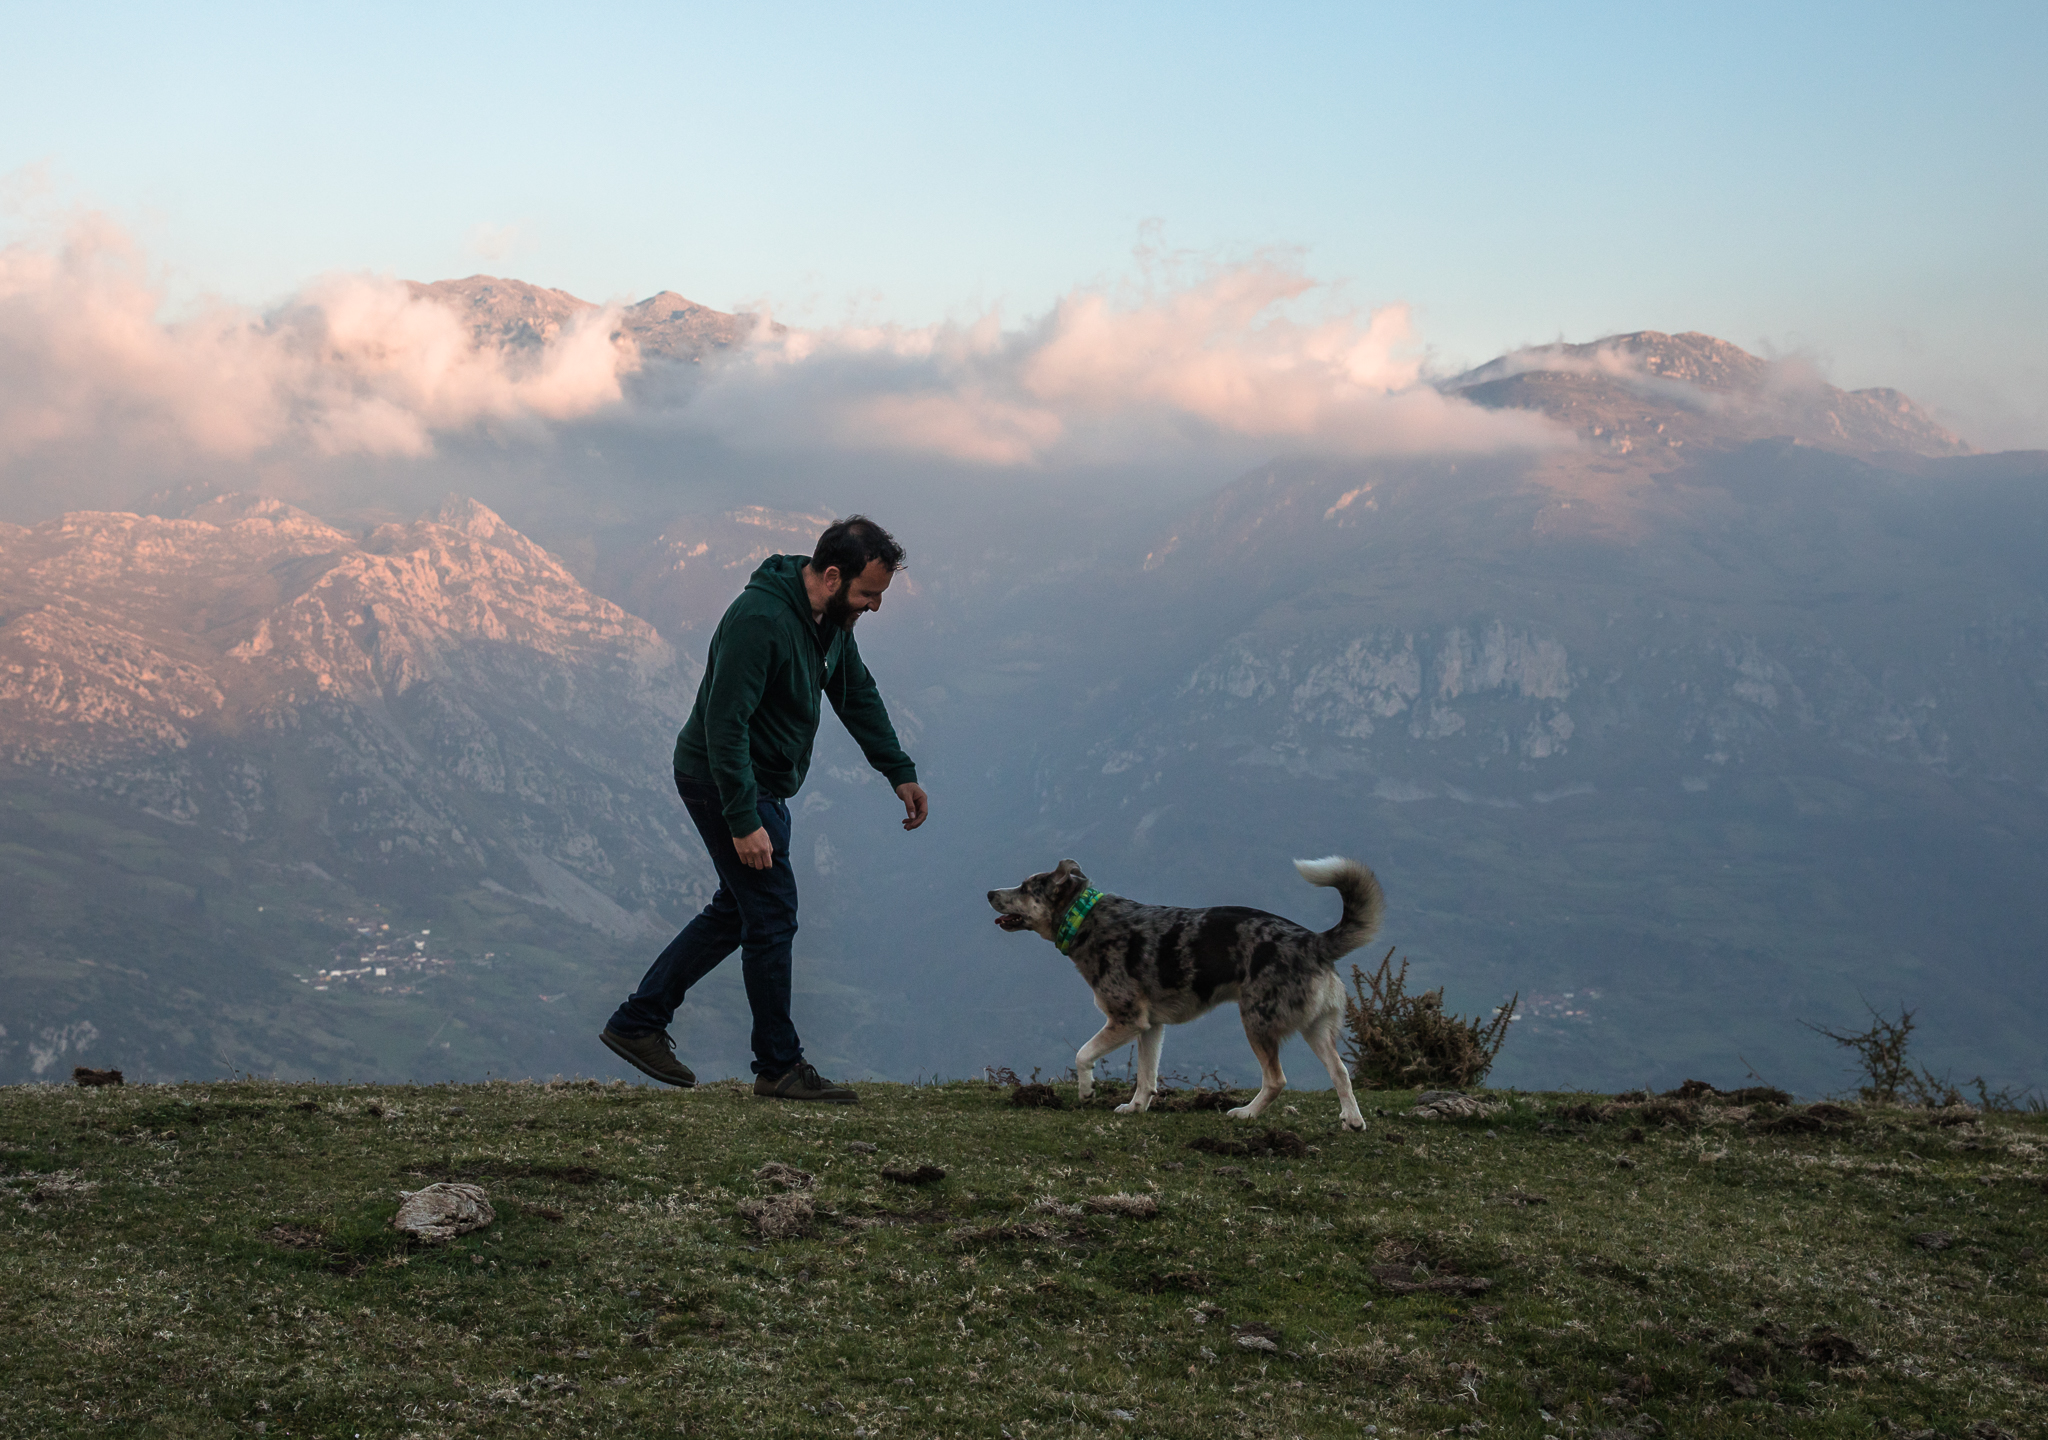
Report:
673,554,918,836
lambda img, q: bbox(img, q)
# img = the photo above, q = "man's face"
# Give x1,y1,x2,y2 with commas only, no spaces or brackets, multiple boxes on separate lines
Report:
822,558,894,631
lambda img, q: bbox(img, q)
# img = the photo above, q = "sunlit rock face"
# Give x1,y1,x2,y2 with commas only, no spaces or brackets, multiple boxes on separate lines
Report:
407,275,763,363
1446,330,1973,462
0,492,706,924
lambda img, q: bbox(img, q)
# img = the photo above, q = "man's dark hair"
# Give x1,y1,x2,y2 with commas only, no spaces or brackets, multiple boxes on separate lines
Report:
812,515,905,579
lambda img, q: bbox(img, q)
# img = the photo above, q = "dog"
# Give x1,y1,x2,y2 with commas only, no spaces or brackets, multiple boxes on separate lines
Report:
987,855,1384,1131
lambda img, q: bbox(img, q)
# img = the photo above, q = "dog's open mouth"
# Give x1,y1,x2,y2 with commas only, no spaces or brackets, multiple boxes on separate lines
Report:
993,914,1030,931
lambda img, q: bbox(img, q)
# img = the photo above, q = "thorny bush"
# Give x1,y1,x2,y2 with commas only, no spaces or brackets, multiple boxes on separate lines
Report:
1342,948,1516,1091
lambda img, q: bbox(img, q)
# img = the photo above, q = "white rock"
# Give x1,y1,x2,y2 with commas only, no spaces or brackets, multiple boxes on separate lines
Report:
392,1182,495,1242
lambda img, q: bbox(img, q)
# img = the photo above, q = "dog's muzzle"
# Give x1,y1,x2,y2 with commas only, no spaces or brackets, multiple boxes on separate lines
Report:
988,891,1031,931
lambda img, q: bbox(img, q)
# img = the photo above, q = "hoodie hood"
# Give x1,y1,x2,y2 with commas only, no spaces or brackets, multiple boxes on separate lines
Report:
746,553,817,629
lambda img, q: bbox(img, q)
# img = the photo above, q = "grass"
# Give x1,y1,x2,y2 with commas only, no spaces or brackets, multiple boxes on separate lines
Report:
1,1078,2043,1439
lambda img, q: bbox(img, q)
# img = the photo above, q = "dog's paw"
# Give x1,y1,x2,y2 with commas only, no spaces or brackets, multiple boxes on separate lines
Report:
1113,1099,1150,1115
1341,1116,1367,1133
1225,1105,1257,1121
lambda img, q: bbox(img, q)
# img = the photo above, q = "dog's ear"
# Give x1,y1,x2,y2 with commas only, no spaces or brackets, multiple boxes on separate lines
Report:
1049,862,1089,914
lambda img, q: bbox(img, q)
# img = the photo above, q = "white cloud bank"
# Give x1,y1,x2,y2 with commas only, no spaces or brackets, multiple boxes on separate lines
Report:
0,214,1561,502
0,214,633,469
684,259,1563,464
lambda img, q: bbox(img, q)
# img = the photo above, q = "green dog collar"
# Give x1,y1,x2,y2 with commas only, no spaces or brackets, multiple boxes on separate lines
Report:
1053,887,1104,955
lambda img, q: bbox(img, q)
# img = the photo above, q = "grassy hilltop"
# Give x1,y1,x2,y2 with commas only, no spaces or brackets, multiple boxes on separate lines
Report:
2,1078,2043,1439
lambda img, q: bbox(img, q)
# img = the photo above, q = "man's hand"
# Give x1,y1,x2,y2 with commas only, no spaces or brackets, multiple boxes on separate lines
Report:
732,826,775,870
896,781,929,831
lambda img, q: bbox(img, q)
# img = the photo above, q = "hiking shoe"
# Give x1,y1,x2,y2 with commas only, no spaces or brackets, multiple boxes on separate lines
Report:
754,1063,858,1104
598,1028,697,1088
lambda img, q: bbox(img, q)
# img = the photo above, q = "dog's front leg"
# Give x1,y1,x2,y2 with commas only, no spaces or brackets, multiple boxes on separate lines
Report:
1075,1021,1140,1102
1115,1025,1166,1115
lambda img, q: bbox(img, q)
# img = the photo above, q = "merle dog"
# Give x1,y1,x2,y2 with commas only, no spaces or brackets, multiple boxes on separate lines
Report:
987,856,1384,1131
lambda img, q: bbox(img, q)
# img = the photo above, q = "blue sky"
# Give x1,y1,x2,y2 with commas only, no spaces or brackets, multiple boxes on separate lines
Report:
4,1,2045,446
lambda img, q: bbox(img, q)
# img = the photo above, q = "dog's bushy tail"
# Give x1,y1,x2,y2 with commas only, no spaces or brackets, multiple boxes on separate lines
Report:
1293,855,1385,962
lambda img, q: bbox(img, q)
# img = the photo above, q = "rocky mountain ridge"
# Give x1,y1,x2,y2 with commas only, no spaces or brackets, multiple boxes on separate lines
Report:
1448,329,1971,464
1,494,670,771
0,495,731,1082
406,275,765,365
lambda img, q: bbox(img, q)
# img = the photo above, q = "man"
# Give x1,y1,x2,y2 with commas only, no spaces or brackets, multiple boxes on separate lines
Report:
599,515,928,1103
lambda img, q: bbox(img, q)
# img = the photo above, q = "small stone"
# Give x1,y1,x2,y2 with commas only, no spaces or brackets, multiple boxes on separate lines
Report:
392,1182,494,1243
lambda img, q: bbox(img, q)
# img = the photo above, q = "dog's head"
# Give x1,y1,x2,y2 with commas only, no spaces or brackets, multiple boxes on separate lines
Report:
987,859,1090,939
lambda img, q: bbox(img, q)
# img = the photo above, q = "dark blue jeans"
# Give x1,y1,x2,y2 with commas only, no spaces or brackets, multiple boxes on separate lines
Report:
606,776,804,1077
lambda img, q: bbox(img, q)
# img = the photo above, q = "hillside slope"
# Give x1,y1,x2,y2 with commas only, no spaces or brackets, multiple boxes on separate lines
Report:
0,495,722,1083
1,1078,2041,1439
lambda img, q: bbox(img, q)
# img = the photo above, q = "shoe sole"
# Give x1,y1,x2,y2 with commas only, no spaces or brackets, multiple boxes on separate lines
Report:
755,1087,859,1104
599,1031,696,1088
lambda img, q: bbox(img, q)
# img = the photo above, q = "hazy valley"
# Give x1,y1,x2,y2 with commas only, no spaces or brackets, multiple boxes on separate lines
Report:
4,286,2043,1098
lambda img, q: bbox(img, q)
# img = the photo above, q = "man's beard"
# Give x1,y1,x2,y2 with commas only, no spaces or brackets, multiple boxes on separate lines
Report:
822,579,859,631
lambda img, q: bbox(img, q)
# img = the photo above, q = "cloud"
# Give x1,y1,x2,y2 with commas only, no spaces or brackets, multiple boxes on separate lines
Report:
677,257,1566,464
0,214,1560,521
465,220,531,265
0,212,636,479
1444,336,1736,414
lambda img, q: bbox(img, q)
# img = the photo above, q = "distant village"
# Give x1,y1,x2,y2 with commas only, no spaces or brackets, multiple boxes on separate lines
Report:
297,919,493,996
1520,989,1602,1026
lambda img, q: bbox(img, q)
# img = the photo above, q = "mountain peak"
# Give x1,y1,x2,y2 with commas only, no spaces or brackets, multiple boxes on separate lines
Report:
407,275,763,363
433,494,513,539
1448,330,1970,461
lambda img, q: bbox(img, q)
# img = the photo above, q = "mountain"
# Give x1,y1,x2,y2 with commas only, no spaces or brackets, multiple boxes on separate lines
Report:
5,320,2043,1099
708,333,2045,1097
406,275,765,364
0,495,726,1082
1012,442,2048,1090
1447,329,1972,462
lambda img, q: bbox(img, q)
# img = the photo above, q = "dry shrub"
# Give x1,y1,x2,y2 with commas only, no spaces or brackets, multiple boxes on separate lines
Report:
1323,1336,1440,1388
1343,949,1515,1090
950,1220,1058,1245
753,1162,814,1191
1800,1001,2041,1111
23,1171,98,1207
737,1194,815,1240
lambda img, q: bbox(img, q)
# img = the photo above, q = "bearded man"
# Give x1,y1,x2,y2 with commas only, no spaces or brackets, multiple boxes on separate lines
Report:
599,515,928,1102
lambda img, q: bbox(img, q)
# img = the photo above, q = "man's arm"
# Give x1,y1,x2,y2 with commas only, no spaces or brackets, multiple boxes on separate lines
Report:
827,639,926,830
701,615,776,856
894,780,928,831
